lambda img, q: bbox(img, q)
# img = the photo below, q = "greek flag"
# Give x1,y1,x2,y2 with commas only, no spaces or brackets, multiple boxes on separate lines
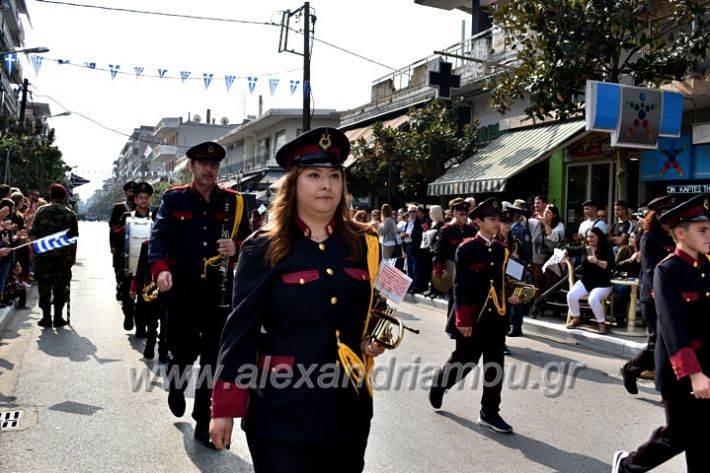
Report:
32,230,77,254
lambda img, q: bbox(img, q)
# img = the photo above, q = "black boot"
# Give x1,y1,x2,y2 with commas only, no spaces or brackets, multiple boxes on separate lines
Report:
143,340,155,360
53,304,68,327
38,307,52,328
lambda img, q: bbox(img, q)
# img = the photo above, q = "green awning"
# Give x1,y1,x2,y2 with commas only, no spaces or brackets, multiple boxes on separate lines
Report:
428,120,587,196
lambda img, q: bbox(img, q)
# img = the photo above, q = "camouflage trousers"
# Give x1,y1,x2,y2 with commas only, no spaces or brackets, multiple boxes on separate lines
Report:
35,262,72,310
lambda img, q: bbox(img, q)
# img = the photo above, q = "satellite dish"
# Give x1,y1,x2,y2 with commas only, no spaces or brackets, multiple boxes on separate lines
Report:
220,117,229,125
193,114,202,123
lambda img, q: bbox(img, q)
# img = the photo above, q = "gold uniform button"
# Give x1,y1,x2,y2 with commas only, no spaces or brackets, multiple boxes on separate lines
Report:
490,262,495,266
330,297,338,305
299,278,305,285
686,298,691,302
203,226,207,230
203,211,207,216
180,216,185,221
488,248,493,253
326,268,334,276
490,279,494,284
319,243,326,251
702,273,706,278
706,292,709,297
203,242,208,247
488,308,492,312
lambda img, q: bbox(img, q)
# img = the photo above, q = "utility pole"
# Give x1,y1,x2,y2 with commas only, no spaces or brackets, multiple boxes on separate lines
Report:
279,2,314,132
302,1,311,132
18,78,28,126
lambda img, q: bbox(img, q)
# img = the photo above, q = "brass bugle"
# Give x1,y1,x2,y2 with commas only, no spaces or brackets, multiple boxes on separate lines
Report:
142,282,159,303
370,309,420,350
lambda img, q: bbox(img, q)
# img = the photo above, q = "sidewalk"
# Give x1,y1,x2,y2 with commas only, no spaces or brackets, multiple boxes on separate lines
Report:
405,293,647,359
0,286,37,336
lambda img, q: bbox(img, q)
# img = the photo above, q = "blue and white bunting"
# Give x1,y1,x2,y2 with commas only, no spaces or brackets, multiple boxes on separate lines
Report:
158,69,168,78
225,75,236,91
30,55,43,76
180,71,191,83
109,64,120,80
58,59,70,65
3,53,17,75
32,230,78,255
269,78,279,97
289,80,300,95
84,62,96,69
203,73,214,90
303,80,311,98
134,66,144,78
247,76,258,94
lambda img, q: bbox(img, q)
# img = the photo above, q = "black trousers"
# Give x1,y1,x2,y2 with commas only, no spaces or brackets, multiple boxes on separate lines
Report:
624,301,657,377
435,319,506,415
246,430,369,473
165,304,227,424
621,393,710,472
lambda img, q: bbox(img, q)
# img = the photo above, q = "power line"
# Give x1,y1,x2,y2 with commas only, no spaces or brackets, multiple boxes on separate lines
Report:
35,0,281,26
35,0,398,72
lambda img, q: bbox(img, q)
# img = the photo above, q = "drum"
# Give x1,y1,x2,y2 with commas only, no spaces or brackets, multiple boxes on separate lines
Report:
124,216,152,276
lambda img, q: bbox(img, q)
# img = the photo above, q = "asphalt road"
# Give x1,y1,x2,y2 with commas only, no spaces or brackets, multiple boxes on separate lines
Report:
0,221,685,472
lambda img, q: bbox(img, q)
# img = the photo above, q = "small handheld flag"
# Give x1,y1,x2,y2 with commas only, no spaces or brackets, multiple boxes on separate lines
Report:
32,230,77,254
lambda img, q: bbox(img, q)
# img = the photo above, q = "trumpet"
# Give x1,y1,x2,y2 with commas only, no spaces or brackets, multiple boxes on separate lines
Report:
508,281,537,303
142,282,159,303
369,295,420,349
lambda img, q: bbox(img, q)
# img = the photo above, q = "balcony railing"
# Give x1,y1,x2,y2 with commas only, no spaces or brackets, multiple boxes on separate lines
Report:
153,144,178,162
154,117,180,137
371,27,514,96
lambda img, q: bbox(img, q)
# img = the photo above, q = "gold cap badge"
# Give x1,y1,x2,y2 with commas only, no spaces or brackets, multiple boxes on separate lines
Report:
319,130,332,151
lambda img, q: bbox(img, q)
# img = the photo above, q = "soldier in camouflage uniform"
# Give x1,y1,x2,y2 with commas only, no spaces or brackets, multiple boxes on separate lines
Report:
29,184,79,328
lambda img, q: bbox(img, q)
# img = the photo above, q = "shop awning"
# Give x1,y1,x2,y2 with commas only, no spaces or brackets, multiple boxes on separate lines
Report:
427,120,587,196
343,114,409,168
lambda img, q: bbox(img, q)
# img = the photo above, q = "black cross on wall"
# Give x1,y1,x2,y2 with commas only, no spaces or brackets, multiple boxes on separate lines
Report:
428,60,461,99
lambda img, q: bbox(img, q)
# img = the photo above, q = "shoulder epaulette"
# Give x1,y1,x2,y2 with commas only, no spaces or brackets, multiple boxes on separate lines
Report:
220,186,239,195
460,237,475,246
165,184,190,193
494,239,507,248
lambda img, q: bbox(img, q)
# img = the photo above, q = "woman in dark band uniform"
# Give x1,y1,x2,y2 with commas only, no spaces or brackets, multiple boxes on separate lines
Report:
210,127,385,473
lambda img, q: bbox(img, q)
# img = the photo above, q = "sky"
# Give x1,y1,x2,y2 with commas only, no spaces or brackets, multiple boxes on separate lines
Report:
19,0,469,199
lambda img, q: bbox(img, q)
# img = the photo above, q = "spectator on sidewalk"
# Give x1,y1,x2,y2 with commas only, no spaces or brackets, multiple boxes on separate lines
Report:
378,204,397,260
3,261,28,309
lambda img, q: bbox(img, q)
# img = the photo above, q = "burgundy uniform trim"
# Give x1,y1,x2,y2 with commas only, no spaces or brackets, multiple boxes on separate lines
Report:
673,248,701,267
670,347,702,379
343,267,370,281
455,304,475,327
258,355,295,371
211,379,249,418
151,260,170,279
281,270,320,285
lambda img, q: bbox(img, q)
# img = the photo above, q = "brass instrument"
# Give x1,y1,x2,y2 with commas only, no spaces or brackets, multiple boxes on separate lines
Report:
142,282,159,303
369,294,420,349
217,200,231,309
508,281,537,303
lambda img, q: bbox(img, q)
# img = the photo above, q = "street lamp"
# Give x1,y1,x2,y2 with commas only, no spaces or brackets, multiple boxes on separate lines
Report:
9,47,50,55
43,111,72,119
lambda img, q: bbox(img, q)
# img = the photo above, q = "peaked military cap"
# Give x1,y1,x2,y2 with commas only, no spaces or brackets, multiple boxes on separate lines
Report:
123,181,137,192
134,181,153,196
186,141,226,162
469,197,501,220
658,193,710,227
647,194,683,215
448,197,471,212
275,127,350,171
501,202,525,223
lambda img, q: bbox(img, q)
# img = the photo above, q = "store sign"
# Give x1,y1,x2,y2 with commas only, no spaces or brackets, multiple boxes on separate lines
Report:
585,80,682,149
639,135,692,182
666,183,710,193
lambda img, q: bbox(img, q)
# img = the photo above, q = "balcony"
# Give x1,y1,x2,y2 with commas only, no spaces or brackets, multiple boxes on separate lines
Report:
341,27,514,126
154,117,180,136
152,144,178,163
0,69,18,117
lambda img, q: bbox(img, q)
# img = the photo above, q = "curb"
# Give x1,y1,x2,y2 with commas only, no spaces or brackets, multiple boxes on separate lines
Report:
0,303,18,335
405,293,646,358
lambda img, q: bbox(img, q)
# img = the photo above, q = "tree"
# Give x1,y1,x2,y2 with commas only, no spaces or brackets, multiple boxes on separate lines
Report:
349,99,479,204
488,0,710,200
0,116,70,193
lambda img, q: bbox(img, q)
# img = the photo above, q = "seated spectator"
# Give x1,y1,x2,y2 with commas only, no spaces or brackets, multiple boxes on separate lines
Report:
566,227,615,334
612,231,641,328
2,261,28,309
